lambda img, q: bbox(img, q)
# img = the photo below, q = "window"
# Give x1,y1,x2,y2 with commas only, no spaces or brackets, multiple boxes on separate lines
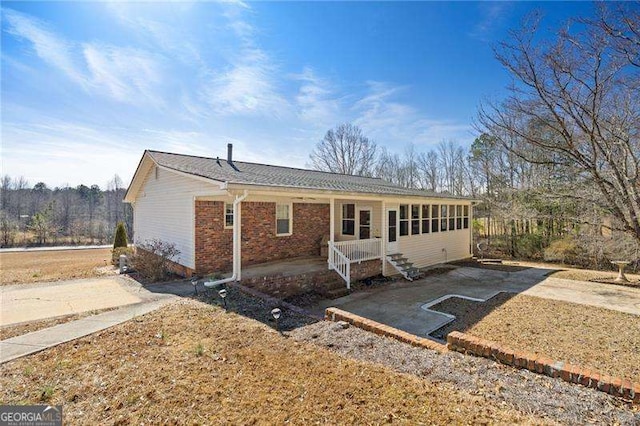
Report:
224,203,234,228
399,204,409,236
431,204,439,233
341,204,355,235
359,209,371,239
463,205,470,229
421,205,430,234
456,205,463,230
449,204,455,231
388,210,397,243
441,205,448,232
411,205,420,235
276,203,291,235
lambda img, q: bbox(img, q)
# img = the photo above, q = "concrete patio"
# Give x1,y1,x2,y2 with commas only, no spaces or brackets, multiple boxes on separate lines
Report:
310,265,640,338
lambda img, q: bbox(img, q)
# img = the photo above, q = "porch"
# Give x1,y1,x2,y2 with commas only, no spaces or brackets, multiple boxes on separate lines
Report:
239,256,353,299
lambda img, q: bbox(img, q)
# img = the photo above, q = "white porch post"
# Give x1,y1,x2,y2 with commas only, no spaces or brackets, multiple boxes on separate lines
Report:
236,201,243,280
329,197,335,270
329,197,335,244
381,200,387,276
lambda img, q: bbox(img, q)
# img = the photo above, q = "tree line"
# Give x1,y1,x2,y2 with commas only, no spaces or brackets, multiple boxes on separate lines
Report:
0,175,132,247
310,4,640,268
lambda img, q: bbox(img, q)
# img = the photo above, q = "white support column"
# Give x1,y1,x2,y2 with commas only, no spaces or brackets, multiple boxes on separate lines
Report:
329,197,335,270
236,201,243,280
381,200,387,276
329,197,335,244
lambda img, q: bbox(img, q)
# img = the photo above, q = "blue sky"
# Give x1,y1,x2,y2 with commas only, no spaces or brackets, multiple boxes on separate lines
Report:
1,1,596,188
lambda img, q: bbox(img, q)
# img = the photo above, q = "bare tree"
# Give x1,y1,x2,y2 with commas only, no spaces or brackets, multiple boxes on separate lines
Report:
478,5,640,244
309,123,377,176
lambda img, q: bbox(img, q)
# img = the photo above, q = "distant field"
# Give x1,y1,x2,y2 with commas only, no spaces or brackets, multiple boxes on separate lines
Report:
0,248,113,285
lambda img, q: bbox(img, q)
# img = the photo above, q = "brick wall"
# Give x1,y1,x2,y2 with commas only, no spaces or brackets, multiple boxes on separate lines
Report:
195,201,330,275
350,259,382,281
447,331,640,403
242,269,342,299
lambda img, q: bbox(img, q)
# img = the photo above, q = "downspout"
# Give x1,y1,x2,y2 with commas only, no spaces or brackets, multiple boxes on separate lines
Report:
204,190,249,288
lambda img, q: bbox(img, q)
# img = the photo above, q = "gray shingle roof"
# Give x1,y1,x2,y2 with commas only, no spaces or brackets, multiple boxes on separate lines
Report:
148,150,467,199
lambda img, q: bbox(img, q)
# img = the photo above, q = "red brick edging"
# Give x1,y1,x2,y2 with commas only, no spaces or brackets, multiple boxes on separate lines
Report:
447,331,639,404
324,307,447,353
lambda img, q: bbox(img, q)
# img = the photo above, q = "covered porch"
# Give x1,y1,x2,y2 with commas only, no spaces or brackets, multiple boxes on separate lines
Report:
327,198,387,289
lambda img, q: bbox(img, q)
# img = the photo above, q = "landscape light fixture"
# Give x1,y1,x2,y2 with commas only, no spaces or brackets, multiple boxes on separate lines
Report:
191,279,198,296
218,289,228,310
271,308,282,332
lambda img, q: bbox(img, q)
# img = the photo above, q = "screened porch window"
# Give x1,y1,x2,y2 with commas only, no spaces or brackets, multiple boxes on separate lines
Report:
463,205,470,229
399,205,409,236
411,204,421,235
431,204,440,233
421,205,430,233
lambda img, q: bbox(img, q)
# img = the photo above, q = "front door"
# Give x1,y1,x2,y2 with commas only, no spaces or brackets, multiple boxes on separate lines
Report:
386,209,398,254
358,208,371,239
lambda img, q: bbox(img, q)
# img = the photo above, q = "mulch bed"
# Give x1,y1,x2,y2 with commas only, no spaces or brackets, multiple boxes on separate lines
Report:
449,260,531,272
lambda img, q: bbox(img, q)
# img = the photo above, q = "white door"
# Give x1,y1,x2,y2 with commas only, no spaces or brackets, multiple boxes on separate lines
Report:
386,208,398,254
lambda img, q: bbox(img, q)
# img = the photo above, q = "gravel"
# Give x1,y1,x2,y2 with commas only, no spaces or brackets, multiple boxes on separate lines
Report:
289,320,640,425
176,281,639,424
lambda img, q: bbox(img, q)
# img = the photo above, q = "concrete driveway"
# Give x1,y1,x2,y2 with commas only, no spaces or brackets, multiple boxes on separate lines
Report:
312,266,640,338
0,276,153,326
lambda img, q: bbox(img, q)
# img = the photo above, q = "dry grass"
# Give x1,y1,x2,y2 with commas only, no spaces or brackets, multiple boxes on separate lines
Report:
0,249,113,285
0,300,546,424
515,260,640,284
450,294,640,381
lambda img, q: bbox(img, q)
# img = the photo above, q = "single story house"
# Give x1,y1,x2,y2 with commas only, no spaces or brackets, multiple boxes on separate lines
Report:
124,145,474,290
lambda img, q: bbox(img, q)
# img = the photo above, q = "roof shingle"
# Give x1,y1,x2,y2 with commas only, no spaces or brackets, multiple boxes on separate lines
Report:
148,150,467,199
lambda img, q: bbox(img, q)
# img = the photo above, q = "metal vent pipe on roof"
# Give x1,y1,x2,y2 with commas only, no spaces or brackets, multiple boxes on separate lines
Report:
227,143,233,164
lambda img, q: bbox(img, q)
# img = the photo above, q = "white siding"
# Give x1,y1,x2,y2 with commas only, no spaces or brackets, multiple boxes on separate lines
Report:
334,200,382,242
133,166,220,269
397,229,471,269
387,200,473,271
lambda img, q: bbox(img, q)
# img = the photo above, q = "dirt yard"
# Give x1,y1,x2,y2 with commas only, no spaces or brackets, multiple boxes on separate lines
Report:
0,248,114,285
0,299,547,425
431,293,640,381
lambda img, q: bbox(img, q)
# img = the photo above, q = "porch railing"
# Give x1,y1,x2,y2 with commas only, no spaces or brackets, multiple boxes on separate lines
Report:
327,238,382,289
328,241,351,289
333,238,382,262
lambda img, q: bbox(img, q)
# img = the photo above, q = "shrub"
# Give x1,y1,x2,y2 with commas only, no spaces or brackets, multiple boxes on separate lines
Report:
130,239,180,282
113,221,128,249
544,236,587,265
112,246,134,266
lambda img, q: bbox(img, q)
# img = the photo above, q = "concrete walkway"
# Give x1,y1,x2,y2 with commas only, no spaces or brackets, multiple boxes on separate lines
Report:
0,297,174,363
311,266,640,338
1,277,146,326
0,245,111,253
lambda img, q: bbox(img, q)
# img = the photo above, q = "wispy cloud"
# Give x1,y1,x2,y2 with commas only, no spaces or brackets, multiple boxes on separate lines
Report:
204,47,289,116
469,2,511,41
292,67,340,126
3,7,165,106
83,44,164,106
203,6,290,117
352,81,473,147
2,8,86,85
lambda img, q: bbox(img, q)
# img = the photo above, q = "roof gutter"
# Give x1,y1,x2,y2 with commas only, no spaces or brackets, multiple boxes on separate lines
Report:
204,190,248,289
